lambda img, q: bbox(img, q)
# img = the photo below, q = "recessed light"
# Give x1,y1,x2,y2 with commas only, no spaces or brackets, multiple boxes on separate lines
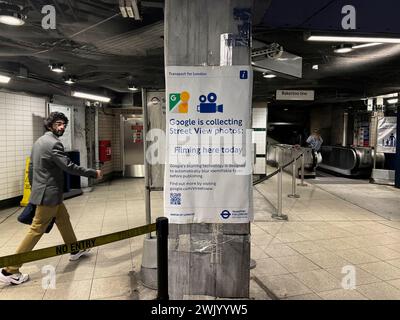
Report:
49,64,66,73
307,35,400,44
0,13,26,26
334,44,353,54
263,73,276,79
72,91,110,103
0,74,11,83
128,84,138,91
0,4,26,26
64,76,76,85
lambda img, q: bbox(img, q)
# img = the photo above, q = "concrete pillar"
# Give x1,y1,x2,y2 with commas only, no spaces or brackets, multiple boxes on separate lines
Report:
165,0,252,299
395,105,400,188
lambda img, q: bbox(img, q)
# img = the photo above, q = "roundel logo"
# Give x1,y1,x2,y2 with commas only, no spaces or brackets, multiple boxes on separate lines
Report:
220,210,231,219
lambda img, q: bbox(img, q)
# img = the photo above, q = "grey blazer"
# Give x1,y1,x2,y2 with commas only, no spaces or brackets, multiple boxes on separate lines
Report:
28,131,97,206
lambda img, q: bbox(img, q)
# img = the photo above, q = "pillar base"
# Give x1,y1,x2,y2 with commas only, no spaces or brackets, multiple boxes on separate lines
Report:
139,237,157,290
271,213,288,221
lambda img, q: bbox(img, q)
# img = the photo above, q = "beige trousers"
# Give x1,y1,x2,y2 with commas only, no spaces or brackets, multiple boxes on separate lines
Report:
6,203,77,274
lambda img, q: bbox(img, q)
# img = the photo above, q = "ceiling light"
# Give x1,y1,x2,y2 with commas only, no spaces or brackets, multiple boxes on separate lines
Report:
0,74,11,83
119,0,141,20
312,64,319,70
49,64,65,73
119,0,128,17
387,99,398,104
334,44,353,54
0,3,26,26
352,43,382,49
128,84,138,91
307,35,400,44
378,93,398,98
72,91,111,103
263,73,276,79
0,12,25,26
64,76,76,85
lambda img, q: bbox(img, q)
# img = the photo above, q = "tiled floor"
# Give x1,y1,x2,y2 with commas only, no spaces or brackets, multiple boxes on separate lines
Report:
1,173,400,300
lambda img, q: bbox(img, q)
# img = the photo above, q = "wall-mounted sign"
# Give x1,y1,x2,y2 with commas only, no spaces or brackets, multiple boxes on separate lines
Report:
131,125,143,143
377,117,397,153
276,90,315,101
165,66,253,224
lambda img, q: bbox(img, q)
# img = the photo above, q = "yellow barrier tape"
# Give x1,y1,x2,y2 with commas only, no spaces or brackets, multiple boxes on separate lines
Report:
0,223,156,268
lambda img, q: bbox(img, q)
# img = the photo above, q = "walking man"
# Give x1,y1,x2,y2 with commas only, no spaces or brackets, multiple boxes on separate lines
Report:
306,128,323,167
0,112,102,285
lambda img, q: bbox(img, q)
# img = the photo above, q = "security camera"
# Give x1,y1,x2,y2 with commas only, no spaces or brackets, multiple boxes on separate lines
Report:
266,43,283,59
252,42,283,60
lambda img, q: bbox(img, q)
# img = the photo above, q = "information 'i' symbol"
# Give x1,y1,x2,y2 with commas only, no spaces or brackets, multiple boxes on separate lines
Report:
178,91,190,113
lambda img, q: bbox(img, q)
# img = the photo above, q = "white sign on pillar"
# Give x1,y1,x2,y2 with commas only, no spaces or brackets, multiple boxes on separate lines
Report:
377,117,397,153
164,66,253,223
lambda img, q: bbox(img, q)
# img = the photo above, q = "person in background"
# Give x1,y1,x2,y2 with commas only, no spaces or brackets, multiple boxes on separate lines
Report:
306,128,323,167
0,112,102,285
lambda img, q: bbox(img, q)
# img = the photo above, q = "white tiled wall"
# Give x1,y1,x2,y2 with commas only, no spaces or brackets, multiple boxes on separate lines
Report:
0,91,46,201
98,112,114,175
254,158,266,174
252,107,267,174
252,131,266,155
112,113,122,172
252,108,267,129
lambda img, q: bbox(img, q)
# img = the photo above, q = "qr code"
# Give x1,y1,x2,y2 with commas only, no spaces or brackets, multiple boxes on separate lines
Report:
170,193,181,205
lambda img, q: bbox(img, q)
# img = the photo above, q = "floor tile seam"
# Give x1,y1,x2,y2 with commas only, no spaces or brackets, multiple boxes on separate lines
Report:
289,271,342,297
313,183,394,220
87,237,100,300
292,268,370,300
282,246,353,272
87,195,108,299
358,280,400,297
356,263,400,281
382,280,400,291
250,275,280,300
314,287,370,300
323,264,383,285
360,250,400,262
253,186,279,216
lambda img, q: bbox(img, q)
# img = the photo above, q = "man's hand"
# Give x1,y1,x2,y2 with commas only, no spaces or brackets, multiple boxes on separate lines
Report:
96,170,103,180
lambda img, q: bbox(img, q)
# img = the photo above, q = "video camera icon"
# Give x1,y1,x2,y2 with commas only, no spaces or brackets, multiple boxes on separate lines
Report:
197,92,223,113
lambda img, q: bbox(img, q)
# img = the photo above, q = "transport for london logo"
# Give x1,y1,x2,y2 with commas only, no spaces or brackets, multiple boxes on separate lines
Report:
220,210,231,219
169,91,190,113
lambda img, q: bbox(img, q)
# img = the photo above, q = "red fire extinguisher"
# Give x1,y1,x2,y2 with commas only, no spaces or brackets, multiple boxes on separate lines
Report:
99,140,111,162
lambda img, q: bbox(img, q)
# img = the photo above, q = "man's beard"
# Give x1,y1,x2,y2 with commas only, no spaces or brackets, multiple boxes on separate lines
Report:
52,128,64,137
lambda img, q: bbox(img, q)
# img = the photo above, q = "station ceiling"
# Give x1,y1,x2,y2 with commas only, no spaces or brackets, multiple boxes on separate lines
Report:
0,0,400,106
